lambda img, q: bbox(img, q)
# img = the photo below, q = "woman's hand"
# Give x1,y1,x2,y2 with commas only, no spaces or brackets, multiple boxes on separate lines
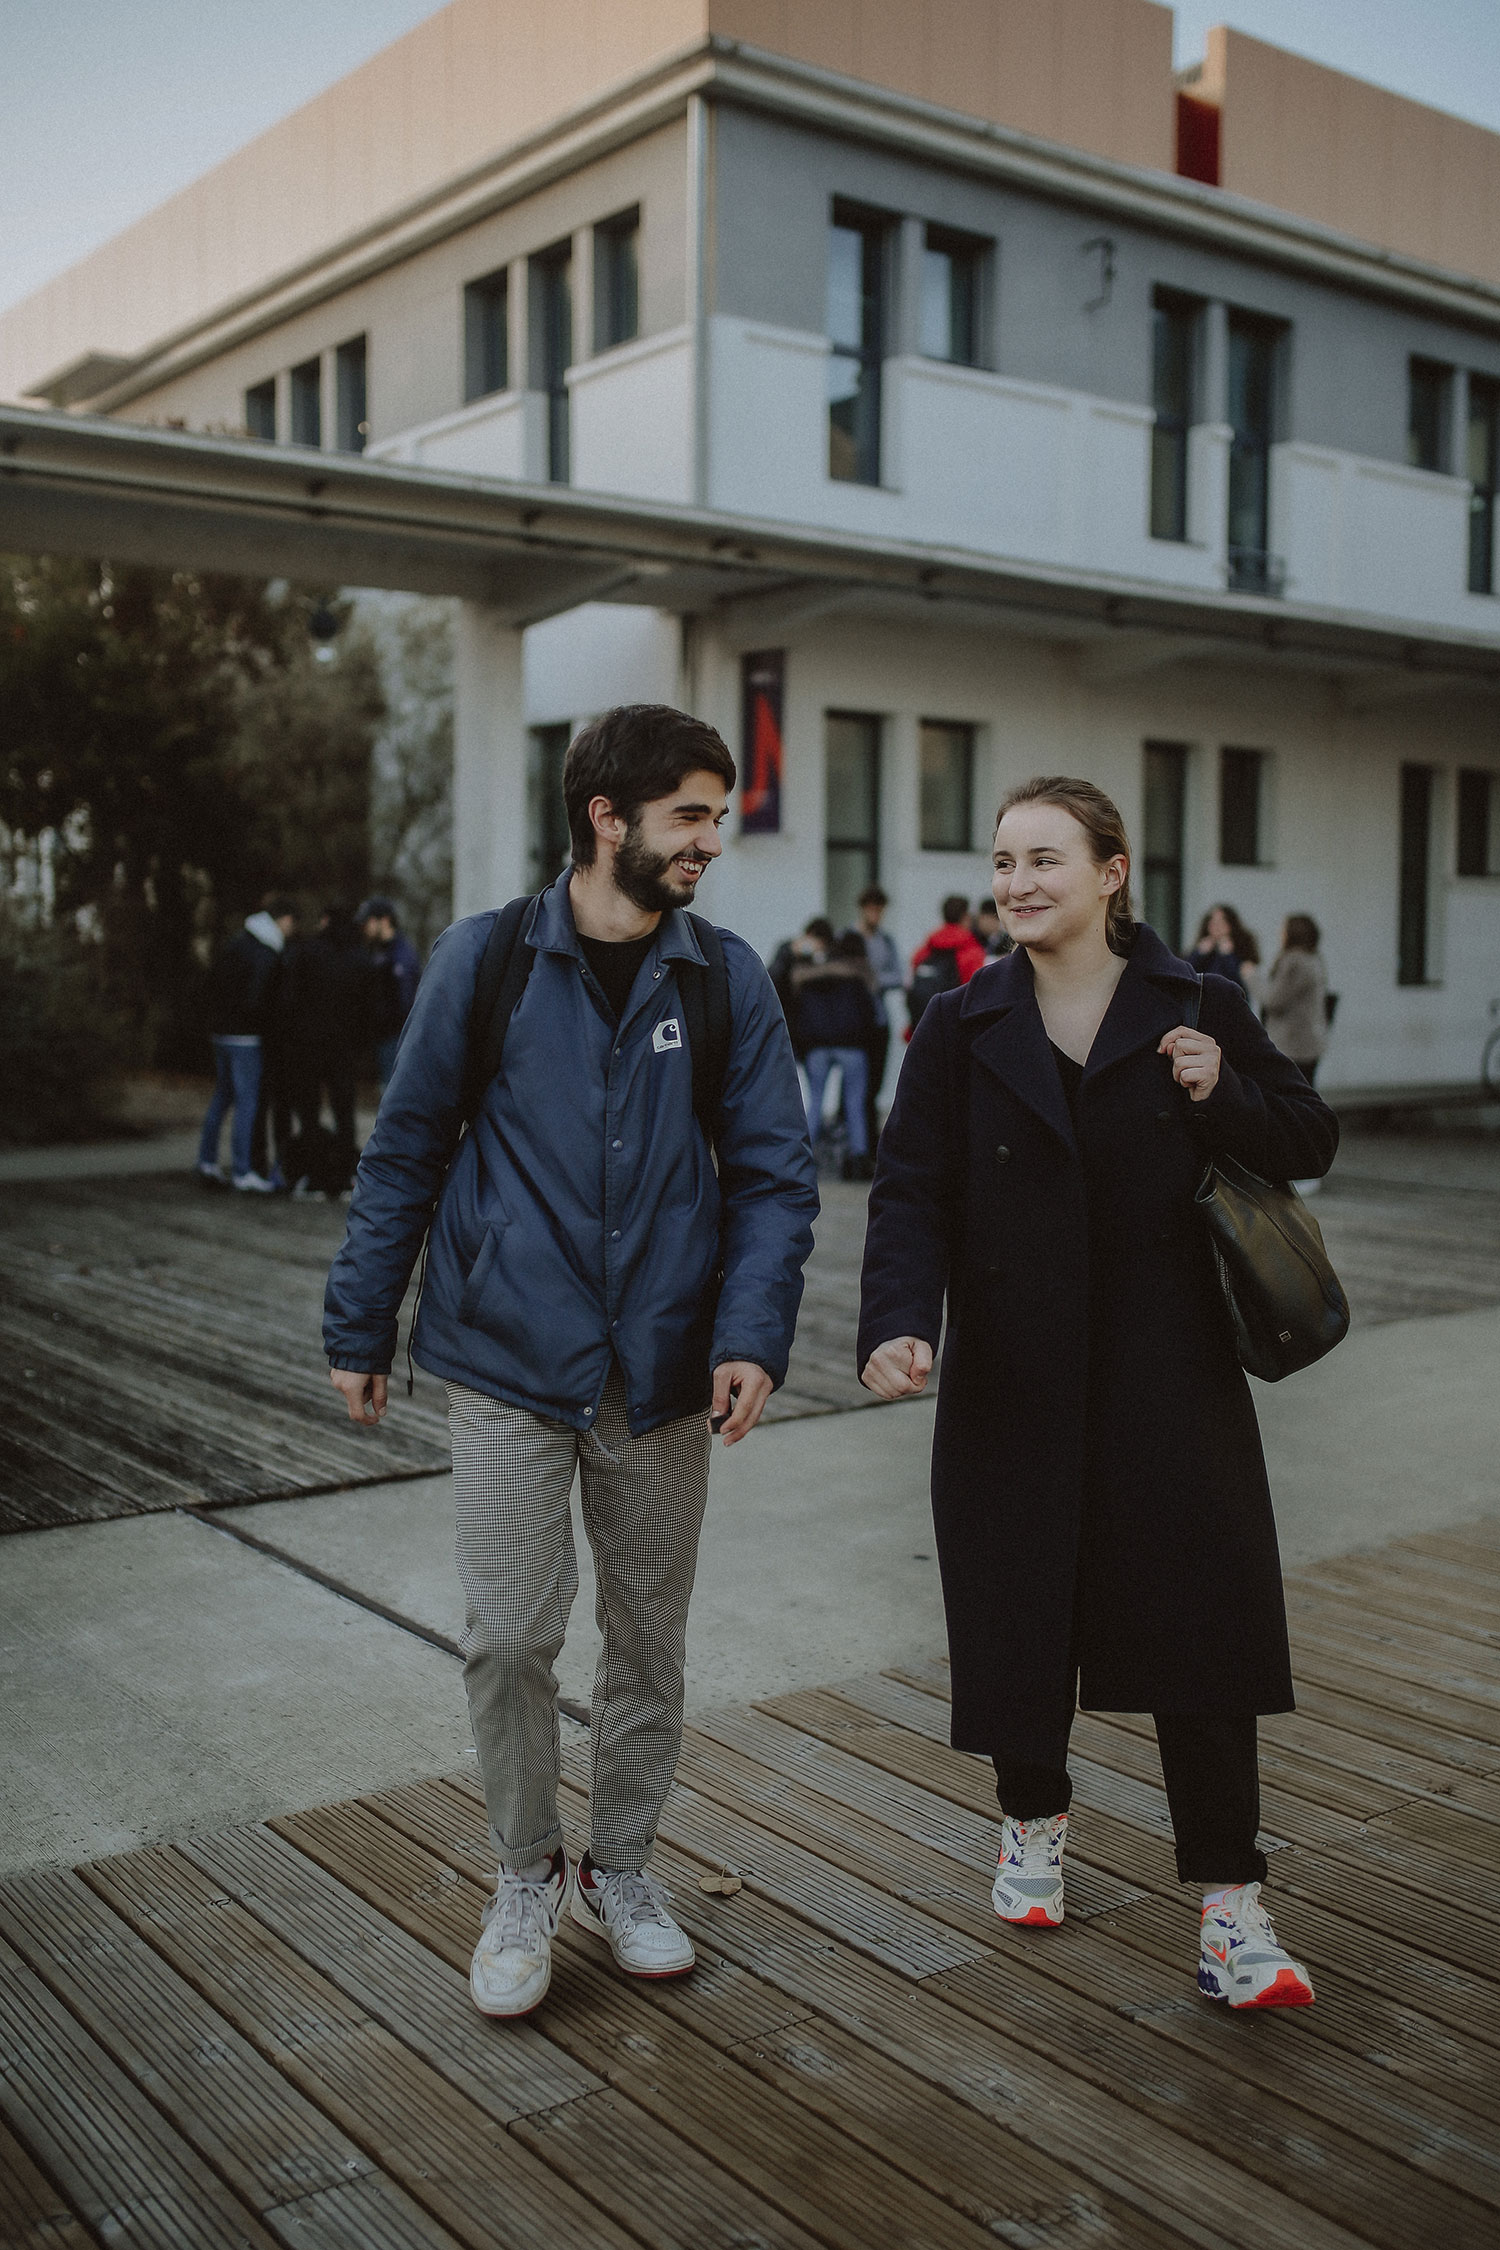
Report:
1159,1026,1222,1103
861,1337,934,1399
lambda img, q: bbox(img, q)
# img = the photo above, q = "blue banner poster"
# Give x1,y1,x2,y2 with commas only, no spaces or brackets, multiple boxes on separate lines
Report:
739,649,784,834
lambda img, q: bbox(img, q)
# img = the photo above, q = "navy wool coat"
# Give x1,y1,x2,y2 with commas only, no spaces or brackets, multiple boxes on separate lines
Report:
857,925,1339,1754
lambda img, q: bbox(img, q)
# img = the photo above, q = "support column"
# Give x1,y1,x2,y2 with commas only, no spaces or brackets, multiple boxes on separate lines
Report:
453,602,528,916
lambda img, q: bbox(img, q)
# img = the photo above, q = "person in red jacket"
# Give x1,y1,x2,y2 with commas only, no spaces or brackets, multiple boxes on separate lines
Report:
907,893,987,1032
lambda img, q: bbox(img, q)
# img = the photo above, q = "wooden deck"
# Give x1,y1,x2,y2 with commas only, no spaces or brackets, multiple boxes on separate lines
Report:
3,1516,1499,2250
5,1140,1500,1533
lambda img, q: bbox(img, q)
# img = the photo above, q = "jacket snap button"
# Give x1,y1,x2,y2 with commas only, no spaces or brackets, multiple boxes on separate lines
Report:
995,1145,1011,1164
611,1138,623,1150
610,1229,621,1240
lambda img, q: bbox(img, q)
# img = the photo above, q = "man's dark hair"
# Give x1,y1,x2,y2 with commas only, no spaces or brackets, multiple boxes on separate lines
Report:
942,893,969,925
264,893,297,922
858,885,888,909
563,704,736,867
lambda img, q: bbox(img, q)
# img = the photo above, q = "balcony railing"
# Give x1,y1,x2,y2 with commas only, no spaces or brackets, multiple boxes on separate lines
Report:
1227,545,1286,597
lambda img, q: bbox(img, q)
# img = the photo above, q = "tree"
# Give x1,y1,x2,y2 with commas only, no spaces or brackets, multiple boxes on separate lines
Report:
364,595,455,959
0,555,385,1062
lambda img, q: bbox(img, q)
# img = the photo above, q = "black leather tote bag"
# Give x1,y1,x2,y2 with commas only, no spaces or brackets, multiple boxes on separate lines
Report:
1186,978,1350,1383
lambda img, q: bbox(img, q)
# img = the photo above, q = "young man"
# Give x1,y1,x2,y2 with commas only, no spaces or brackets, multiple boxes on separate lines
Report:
359,894,422,1088
197,896,296,1191
848,885,902,1149
324,704,818,2018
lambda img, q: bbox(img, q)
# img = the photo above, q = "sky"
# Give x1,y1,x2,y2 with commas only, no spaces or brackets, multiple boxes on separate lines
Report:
1,0,1498,318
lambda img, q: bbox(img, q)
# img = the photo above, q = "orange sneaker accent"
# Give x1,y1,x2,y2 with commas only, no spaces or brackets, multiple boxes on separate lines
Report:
1237,1967,1314,2010
1014,1905,1061,1928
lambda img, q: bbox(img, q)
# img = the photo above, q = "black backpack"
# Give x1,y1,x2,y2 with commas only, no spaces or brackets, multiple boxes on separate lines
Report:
907,947,959,1030
462,894,733,1137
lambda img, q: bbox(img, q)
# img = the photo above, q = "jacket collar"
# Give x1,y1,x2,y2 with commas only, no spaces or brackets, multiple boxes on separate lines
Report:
959,925,1198,1147
527,871,708,970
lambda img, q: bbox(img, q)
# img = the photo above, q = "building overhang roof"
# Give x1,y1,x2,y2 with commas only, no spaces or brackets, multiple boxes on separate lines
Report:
3,403,1499,693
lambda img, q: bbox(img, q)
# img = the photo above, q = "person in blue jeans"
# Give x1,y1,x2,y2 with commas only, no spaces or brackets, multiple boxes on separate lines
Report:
197,900,296,1190
792,930,881,1179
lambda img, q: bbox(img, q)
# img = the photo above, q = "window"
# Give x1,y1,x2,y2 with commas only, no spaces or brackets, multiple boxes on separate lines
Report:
1142,741,1188,950
827,206,890,485
464,268,509,401
1151,292,1197,542
1397,763,1435,985
1227,313,1280,593
527,723,572,890
919,721,975,851
1467,375,1499,596
1219,746,1267,867
335,336,367,453
244,379,276,441
825,712,881,930
1457,769,1500,877
531,243,573,483
290,357,322,448
1408,359,1450,472
920,227,983,366
594,208,640,353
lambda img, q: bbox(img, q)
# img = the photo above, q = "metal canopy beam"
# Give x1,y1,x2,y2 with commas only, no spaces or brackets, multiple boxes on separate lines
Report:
4,404,1500,688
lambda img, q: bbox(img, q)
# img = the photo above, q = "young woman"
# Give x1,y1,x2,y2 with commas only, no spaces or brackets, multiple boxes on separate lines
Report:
1261,915,1330,1087
1190,903,1261,1005
858,775,1337,2009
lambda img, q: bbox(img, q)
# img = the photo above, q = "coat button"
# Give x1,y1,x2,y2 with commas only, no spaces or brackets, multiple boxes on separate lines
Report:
1155,1111,1172,1129
994,1145,1011,1164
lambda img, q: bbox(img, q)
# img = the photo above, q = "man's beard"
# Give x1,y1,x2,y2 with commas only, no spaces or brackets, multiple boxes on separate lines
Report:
611,820,698,914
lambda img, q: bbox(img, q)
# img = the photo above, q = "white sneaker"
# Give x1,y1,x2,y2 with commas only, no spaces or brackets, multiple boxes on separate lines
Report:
1198,1883,1314,2010
231,1171,277,1193
470,1848,569,2018
196,1162,227,1186
991,1812,1067,1927
571,1857,695,1977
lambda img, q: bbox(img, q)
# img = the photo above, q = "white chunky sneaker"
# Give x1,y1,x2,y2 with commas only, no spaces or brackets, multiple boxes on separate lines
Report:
1197,1883,1314,2010
469,1847,569,2018
571,1856,696,1977
991,1812,1067,1928
231,1170,277,1193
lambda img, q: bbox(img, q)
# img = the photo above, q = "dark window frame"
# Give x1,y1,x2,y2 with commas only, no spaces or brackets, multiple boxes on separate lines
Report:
1407,357,1451,474
1468,374,1499,596
919,225,986,368
334,335,367,454
1226,311,1284,594
1218,745,1267,868
824,709,882,927
1142,740,1189,952
527,722,573,890
289,356,322,449
463,267,509,402
1397,761,1436,986
1457,768,1499,878
827,202,892,487
244,378,276,442
531,241,574,485
593,206,641,354
1150,289,1199,543
918,719,976,852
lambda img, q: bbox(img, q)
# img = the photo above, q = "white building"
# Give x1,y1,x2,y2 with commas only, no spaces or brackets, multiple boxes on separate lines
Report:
5,0,1500,1096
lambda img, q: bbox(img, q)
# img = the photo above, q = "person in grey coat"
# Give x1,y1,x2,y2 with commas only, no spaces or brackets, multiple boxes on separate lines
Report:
1261,915,1329,1085
325,705,817,2022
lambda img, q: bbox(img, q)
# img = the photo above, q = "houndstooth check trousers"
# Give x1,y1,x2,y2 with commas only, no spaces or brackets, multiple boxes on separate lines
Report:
446,1367,712,1871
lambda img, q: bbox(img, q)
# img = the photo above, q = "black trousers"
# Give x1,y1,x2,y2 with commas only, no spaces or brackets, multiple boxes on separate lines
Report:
994,1706,1268,1886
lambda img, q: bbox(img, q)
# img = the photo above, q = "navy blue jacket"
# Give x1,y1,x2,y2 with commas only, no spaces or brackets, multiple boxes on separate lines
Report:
324,876,819,1434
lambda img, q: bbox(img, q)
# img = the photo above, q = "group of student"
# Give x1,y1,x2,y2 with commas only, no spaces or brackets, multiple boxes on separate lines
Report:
323,706,1334,2028
195,894,419,1196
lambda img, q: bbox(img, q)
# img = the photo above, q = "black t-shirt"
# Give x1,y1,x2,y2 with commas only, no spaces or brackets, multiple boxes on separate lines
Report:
578,930,656,1022
1049,1041,1084,1123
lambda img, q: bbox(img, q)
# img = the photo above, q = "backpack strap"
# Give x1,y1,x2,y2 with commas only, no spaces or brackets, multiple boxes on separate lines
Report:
462,894,539,1124
680,912,732,1142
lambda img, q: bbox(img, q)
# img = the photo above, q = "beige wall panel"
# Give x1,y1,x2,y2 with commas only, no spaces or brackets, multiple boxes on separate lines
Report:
991,0,1066,143
1211,27,1500,291
121,122,687,444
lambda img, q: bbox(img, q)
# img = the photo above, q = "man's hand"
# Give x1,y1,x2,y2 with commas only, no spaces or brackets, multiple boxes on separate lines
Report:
709,1361,773,1445
860,1337,933,1400
330,1368,388,1425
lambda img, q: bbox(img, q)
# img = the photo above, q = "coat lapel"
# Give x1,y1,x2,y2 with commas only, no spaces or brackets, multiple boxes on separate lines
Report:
1081,925,1200,1089
961,953,1077,1151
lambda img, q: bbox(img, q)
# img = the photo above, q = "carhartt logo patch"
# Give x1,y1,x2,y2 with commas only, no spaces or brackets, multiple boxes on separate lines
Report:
652,1018,683,1054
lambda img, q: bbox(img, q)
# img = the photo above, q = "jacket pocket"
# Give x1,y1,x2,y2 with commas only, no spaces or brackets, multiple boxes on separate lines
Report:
457,1224,506,1328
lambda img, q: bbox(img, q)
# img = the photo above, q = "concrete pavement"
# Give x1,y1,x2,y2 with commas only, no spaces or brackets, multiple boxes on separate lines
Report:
3,1297,1497,1877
